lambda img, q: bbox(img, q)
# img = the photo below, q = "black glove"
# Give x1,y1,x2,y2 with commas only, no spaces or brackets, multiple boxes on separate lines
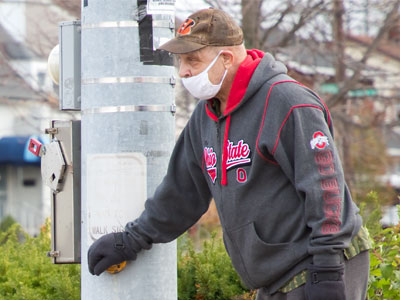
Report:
88,231,139,276
305,263,346,300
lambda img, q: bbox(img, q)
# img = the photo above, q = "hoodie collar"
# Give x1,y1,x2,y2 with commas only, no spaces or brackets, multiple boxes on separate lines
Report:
205,50,264,120
223,49,264,115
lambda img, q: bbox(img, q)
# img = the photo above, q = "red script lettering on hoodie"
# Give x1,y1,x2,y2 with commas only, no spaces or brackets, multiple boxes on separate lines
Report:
204,147,217,183
226,140,251,169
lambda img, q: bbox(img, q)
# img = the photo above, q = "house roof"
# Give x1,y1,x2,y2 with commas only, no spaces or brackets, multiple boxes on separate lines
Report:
346,34,400,62
0,60,41,101
0,23,37,60
0,24,42,101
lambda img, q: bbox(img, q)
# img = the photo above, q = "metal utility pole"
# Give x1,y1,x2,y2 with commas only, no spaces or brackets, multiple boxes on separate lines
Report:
80,0,177,299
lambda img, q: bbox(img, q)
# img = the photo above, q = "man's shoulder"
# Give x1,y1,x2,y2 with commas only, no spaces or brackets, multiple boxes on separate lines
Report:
265,79,325,110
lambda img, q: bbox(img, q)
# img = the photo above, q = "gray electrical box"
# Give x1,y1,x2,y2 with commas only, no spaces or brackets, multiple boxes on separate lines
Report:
59,20,81,111
43,120,81,264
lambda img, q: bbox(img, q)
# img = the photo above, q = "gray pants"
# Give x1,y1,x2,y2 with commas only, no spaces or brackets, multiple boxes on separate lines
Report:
256,250,370,300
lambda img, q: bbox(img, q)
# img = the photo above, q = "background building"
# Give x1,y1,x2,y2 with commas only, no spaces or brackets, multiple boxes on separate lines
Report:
0,0,77,235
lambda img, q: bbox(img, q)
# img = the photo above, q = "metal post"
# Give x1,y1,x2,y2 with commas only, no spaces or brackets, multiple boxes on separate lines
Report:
80,0,177,299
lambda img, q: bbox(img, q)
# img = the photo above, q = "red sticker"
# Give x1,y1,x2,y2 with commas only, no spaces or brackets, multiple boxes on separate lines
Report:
177,18,195,35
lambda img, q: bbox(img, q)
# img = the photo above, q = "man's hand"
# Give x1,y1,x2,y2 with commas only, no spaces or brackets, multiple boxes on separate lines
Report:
305,263,346,300
88,232,138,276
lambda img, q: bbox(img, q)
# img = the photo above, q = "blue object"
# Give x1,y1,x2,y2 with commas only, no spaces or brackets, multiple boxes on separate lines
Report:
0,136,45,166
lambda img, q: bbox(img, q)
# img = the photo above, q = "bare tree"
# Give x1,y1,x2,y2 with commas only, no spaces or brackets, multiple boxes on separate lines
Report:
327,0,400,108
0,0,81,136
241,0,263,49
52,0,80,17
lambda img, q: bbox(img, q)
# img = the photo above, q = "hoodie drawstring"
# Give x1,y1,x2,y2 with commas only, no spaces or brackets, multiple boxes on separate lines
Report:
221,115,231,186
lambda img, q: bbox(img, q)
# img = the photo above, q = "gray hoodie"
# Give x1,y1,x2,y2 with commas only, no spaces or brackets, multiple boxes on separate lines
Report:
126,49,362,294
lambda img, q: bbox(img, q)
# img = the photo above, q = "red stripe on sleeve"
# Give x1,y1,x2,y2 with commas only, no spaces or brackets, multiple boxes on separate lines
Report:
271,105,323,155
256,81,298,164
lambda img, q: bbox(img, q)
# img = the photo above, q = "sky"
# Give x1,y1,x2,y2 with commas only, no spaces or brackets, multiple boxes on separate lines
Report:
174,0,212,19
173,0,386,37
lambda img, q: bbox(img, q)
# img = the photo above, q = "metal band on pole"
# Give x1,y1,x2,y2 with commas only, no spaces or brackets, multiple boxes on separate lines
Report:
82,20,173,30
83,104,176,114
81,76,174,85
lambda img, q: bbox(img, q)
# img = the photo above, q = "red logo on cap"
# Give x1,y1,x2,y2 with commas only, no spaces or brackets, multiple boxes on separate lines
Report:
178,18,195,35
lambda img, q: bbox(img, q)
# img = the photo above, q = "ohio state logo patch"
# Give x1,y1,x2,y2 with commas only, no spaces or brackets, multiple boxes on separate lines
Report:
310,131,329,150
226,140,251,169
204,147,217,184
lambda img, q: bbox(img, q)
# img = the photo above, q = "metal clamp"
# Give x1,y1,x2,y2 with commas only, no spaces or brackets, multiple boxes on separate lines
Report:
47,251,60,258
169,19,175,30
45,128,58,135
169,76,176,86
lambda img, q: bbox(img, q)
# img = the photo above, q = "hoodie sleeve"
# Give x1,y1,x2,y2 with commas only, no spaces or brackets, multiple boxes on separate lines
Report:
125,113,212,246
264,83,361,266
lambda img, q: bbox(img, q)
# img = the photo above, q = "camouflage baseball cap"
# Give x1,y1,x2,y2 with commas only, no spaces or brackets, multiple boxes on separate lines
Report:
158,8,243,54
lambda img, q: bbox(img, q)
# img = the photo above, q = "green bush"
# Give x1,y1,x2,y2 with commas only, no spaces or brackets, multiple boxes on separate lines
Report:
0,219,80,300
368,225,400,300
177,191,400,300
362,192,400,300
0,215,16,232
0,189,399,299
177,232,254,300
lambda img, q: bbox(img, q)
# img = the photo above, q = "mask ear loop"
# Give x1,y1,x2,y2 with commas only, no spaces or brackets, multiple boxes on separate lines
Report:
205,50,228,86
216,68,228,86
204,50,225,73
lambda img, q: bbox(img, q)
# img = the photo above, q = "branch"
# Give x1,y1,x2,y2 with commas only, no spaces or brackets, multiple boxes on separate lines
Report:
326,0,400,108
331,104,391,129
277,0,326,48
203,0,224,9
385,119,400,129
51,0,80,18
261,2,294,47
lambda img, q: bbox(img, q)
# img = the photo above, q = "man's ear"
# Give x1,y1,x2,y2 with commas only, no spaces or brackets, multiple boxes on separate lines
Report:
221,51,234,69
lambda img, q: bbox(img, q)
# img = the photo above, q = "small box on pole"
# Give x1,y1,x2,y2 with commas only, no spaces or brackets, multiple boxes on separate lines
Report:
59,20,81,111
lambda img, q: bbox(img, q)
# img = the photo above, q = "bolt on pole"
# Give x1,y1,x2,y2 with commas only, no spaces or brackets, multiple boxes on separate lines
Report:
80,0,177,299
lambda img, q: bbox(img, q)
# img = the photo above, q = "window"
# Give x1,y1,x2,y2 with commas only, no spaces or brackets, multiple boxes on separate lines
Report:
23,179,36,187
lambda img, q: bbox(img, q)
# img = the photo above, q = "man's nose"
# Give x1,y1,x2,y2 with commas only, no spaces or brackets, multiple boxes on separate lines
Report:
178,64,191,78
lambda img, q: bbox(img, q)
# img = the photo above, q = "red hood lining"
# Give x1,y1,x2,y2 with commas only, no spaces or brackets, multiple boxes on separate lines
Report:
205,49,264,121
223,49,264,116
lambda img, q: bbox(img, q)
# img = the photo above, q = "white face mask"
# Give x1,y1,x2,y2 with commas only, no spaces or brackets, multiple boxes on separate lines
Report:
181,51,228,100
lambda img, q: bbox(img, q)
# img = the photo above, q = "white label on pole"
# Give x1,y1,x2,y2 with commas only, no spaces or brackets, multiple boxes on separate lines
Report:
147,0,176,15
86,153,147,244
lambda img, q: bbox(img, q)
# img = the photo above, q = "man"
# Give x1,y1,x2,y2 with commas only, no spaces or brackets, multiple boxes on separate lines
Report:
88,8,371,299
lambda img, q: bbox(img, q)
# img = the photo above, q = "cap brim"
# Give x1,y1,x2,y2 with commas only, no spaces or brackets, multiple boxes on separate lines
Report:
158,38,207,54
